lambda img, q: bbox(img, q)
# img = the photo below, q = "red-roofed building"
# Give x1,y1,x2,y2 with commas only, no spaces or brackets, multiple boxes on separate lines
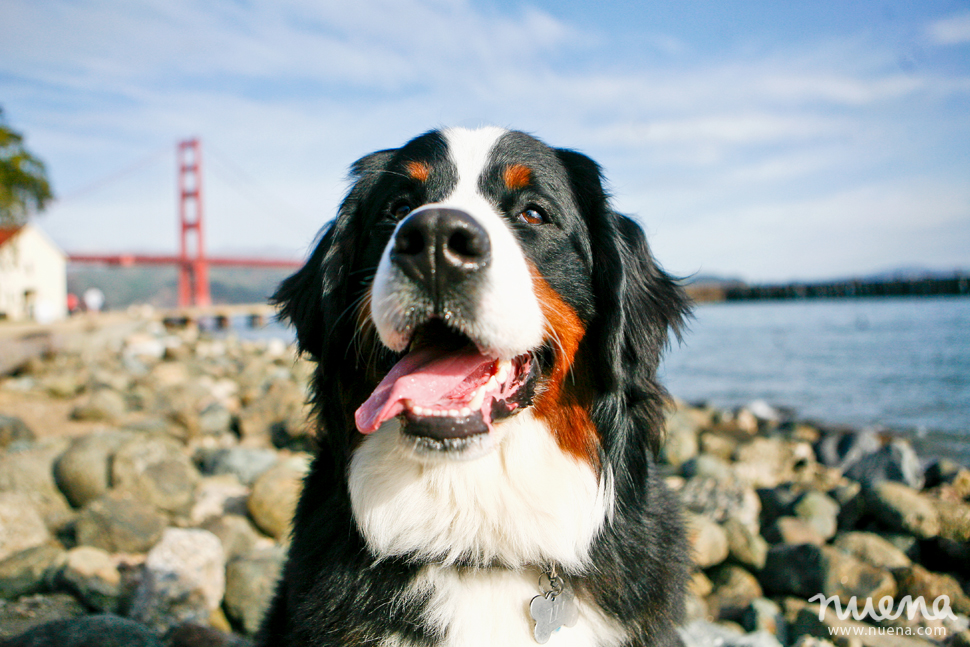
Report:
0,224,67,322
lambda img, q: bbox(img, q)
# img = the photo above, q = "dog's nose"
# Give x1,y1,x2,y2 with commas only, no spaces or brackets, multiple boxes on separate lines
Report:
391,207,491,298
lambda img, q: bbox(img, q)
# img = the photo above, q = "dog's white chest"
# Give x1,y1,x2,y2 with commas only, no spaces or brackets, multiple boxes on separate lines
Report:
414,566,626,647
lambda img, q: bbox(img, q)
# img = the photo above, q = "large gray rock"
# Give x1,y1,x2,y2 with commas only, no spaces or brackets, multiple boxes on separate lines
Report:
0,442,73,531
57,546,122,612
53,431,134,508
686,513,729,568
224,546,285,635
706,564,763,622
0,593,86,640
792,491,840,540
0,613,164,647
190,475,250,525
760,544,896,604
741,598,787,643
679,620,783,647
661,409,701,467
70,387,127,423
111,437,199,515
894,564,970,616
0,415,34,449
74,492,168,554
679,475,761,530
723,517,768,570
0,543,64,600
732,437,816,488
832,531,911,570
0,493,50,562
865,482,940,538
128,528,226,635
202,514,266,561
195,447,278,486
247,454,309,540
844,439,923,489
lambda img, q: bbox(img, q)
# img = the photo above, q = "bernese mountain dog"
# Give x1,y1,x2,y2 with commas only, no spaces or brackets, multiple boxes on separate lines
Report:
261,127,692,647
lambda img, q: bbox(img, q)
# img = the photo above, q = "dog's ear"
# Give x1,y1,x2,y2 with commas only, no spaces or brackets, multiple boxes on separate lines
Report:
555,149,691,458
272,149,396,360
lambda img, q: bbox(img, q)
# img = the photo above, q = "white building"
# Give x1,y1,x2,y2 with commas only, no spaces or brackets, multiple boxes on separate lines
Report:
0,223,67,323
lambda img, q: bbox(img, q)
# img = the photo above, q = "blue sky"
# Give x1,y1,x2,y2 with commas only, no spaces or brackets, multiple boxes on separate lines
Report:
2,0,968,282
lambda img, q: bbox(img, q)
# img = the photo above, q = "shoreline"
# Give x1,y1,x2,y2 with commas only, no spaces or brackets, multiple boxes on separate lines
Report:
1,315,968,646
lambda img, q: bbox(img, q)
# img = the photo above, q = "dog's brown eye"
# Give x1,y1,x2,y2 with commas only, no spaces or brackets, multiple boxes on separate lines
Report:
391,201,412,220
518,207,546,225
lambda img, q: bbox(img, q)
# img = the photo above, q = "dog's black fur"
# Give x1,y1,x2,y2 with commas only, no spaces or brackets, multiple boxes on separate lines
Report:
261,129,692,646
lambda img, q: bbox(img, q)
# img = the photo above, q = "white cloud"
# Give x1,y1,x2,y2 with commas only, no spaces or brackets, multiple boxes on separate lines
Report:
927,12,970,45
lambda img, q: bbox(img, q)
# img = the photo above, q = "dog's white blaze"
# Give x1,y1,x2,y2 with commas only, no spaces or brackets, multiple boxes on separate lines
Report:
370,126,545,359
348,411,611,569
412,565,627,647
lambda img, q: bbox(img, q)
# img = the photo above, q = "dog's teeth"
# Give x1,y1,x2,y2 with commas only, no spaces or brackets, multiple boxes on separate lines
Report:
486,376,499,391
448,409,460,417
496,360,512,383
412,405,425,416
468,387,486,410
459,407,471,417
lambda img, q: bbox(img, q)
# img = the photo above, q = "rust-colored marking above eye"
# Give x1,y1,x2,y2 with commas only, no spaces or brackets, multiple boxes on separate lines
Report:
405,161,432,183
503,163,532,190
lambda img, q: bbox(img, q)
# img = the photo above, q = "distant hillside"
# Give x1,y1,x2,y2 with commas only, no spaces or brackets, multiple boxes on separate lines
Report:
67,266,293,310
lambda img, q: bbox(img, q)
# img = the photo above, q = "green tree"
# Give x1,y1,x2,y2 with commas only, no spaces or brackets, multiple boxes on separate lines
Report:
0,107,54,227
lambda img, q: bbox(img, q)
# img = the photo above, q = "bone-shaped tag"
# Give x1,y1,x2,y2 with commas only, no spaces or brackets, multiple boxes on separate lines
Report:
530,588,579,644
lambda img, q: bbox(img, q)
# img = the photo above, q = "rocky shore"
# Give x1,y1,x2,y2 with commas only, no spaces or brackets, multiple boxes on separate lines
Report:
0,318,968,647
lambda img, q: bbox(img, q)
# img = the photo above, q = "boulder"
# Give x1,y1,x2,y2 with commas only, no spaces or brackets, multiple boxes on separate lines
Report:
832,531,911,570
760,544,896,604
74,492,168,554
660,409,701,467
723,517,768,570
247,454,309,540
57,546,122,612
224,546,286,635
195,447,279,487
792,491,840,540
706,564,763,622
0,593,86,640
0,493,50,562
53,431,135,508
201,514,267,561
0,543,64,600
685,513,729,568
128,528,226,635
763,517,825,546
190,475,250,525
844,439,923,489
0,442,73,531
70,387,127,423
0,613,164,647
894,564,970,616
111,436,200,515
679,475,761,530
0,415,34,449
741,598,787,643
865,482,940,539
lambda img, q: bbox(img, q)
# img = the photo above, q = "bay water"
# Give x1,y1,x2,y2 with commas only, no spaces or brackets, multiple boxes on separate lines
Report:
660,296,970,465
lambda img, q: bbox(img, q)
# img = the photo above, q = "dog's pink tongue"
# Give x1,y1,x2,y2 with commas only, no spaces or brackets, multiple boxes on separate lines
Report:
355,345,493,433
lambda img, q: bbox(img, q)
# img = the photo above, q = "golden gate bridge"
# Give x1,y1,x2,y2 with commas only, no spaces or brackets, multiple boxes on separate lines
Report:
66,139,302,308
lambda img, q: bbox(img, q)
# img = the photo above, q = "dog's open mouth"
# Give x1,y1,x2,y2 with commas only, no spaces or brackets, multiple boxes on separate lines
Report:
355,321,535,445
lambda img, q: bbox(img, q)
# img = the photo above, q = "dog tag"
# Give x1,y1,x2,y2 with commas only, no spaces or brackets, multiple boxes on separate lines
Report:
530,587,579,644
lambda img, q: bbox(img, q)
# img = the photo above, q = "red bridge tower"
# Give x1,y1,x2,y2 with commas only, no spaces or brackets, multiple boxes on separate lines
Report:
177,139,211,308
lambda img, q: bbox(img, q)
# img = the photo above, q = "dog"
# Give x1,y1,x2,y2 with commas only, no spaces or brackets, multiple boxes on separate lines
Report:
261,127,692,647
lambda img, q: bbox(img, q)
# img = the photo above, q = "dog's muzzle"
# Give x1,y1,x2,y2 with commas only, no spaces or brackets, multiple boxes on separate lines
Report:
391,207,491,306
